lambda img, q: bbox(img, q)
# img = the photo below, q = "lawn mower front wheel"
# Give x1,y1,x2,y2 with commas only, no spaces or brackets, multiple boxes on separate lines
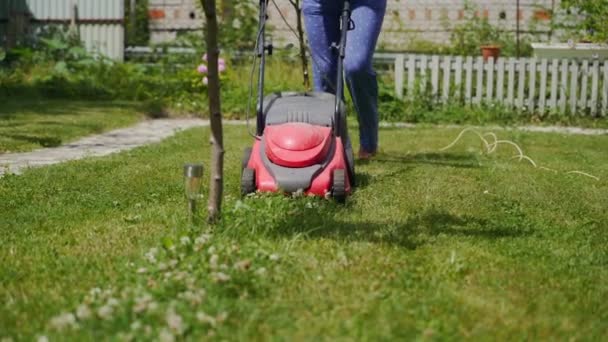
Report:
241,168,256,197
332,169,346,203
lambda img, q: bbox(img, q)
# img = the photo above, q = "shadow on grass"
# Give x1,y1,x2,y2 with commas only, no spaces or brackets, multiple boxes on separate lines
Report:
0,133,63,148
231,196,535,250
372,152,481,169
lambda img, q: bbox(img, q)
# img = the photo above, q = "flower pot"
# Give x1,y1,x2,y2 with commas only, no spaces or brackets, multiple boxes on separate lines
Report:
481,45,501,62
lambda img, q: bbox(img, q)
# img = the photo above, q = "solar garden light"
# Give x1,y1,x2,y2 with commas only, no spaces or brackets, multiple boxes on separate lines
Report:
184,163,203,221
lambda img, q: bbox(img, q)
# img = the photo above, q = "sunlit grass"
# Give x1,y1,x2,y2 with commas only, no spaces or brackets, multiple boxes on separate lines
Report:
0,99,142,153
1,123,606,340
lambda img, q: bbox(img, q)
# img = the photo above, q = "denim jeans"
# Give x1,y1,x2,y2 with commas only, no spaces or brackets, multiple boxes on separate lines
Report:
302,0,387,152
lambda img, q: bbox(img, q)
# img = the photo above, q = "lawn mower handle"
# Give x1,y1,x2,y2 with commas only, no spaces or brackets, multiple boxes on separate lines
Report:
254,0,352,137
334,0,351,137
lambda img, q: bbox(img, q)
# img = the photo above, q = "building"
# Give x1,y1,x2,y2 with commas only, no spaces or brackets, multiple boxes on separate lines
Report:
147,0,558,50
0,0,125,60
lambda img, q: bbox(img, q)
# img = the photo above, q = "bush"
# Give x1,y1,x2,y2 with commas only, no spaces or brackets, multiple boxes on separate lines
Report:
448,1,534,57
554,0,608,43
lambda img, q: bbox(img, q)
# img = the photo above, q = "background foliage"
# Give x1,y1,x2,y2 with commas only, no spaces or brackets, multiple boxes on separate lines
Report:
555,0,608,43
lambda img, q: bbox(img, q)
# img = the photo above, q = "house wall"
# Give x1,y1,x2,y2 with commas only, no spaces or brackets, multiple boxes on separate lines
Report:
148,0,559,50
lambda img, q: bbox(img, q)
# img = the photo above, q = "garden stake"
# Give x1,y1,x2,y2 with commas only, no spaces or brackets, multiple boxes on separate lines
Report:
184,164,203,223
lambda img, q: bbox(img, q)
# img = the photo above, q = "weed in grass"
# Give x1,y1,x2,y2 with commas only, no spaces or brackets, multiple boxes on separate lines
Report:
41,229,281,340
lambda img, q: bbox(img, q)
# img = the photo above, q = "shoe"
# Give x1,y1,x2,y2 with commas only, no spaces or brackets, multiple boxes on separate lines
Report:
358,149,376,160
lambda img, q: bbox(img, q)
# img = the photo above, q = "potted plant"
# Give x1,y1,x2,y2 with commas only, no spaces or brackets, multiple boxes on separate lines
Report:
479,19,502,61
480,44,501,61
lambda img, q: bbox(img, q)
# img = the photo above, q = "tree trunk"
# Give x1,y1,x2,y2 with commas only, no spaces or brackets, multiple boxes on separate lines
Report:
290,0,310,89
200,0,224,223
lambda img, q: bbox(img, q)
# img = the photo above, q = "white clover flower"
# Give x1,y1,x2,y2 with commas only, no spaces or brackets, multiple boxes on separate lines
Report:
97,305,114,320
211,272,231,283
89,287,102,298
49,312,77,330
158,328,175,342
184,276,196,289
209,254,219,269
196,311,216,326
178,289,206,306
137,267,147,274
144,249,157,264
168,259,178,268
37,336,49,342
255,267,267,276
148,301,159,312
207,246,216,254
106,297,120,307
234,259,252,271
269,254,280,261
133,294,153,314
166,308,185,335
130,321,142,331
180,236,191,246
173,271,187,282
216,312,228,324
76,304,92,320
102,288,114,298
194,234,211,248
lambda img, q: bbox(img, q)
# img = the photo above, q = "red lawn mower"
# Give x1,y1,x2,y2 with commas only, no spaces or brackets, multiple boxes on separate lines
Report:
241,0,355,202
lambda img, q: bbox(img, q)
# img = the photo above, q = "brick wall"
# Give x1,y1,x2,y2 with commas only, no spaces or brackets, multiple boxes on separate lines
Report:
147,0,558,49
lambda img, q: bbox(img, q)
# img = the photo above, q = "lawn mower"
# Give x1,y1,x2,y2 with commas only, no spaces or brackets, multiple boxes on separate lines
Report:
241,0,355,202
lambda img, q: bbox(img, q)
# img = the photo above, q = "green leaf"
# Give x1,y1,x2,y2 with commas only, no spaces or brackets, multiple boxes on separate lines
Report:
53,61,69,74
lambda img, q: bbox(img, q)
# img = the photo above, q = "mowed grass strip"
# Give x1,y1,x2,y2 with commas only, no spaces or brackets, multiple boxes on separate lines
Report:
0,124,606,340
0,99,143,153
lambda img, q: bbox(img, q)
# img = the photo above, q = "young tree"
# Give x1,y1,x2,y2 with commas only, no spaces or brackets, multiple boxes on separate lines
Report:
289,0,310,88
199,0,224,223
272,0,310,88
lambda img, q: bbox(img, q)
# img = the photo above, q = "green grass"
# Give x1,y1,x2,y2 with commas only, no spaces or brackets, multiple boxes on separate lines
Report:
0,99,143,153
1,123,607,340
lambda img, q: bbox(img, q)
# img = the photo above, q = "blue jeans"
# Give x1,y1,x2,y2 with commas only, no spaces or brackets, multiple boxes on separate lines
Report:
302,0,386,153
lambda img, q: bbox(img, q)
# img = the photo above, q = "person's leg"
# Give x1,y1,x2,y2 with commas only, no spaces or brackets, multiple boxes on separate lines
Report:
302,0,340,93
302,0,355,180
344,0,386,155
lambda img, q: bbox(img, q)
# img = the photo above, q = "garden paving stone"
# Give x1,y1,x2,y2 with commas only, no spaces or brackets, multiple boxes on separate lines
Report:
0,119,218,176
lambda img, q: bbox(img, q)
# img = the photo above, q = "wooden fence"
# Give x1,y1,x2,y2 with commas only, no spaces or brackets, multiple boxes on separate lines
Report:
394,54,608,116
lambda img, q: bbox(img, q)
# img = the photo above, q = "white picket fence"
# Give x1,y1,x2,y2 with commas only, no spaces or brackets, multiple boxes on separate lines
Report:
394,54,608,116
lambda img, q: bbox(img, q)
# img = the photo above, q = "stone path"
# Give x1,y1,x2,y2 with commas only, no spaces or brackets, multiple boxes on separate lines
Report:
0,119,213,176
1,118,606,177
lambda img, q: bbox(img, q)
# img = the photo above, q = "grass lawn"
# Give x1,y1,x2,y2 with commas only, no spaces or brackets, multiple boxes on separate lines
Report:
0,99,143,153
1,123,606,340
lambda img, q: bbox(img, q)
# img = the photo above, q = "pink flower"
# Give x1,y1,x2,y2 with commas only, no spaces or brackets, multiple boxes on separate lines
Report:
218,64,226,72
202,77,208,85
197,64,208,74
218,58,225,66
202,53,208,61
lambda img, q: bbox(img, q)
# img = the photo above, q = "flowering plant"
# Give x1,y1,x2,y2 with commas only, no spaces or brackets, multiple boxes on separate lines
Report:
197,53,227,86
